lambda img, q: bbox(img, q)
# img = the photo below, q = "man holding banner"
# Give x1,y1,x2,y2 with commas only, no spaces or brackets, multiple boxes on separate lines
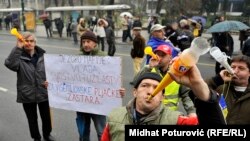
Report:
77,30,125,141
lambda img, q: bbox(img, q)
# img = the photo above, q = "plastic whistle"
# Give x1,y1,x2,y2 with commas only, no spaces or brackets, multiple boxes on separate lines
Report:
10,28,28,45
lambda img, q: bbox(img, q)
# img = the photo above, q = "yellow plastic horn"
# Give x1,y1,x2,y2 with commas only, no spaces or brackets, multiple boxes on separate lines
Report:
144,46,159,60
10,28,27,45
147,73,173,101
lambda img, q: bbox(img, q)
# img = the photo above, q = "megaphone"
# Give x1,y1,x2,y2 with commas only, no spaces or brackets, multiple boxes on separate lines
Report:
144,46,159,60
10,28,28,45
209,47,234,74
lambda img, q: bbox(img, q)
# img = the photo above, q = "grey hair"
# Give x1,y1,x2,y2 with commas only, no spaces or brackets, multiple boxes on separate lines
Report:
22,32,37,42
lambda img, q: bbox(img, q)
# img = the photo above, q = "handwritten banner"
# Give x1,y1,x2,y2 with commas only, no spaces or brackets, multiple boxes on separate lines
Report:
44,54,122,116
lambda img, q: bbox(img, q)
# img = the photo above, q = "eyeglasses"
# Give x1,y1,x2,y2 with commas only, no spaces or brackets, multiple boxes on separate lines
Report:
25,40,35,43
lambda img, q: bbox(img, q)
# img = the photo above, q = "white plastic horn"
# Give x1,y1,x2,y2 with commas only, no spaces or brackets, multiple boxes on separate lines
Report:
210,47,234,74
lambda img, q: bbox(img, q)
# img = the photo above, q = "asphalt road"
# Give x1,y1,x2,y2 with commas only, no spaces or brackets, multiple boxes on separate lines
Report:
0,32,241,141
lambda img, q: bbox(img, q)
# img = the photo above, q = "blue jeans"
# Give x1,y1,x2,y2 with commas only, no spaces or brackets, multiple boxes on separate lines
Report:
76,112,106,141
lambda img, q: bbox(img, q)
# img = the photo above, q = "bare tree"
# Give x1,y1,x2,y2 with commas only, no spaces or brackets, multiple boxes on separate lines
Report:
45,0,51,8
155,0,164,15
107,0,115,17
68,0,74,6
131,0,147,16
7,0,11,8
221,0,229,17
61,0,65,6
202,0,219,16
243,0,250,16
54,0,58,6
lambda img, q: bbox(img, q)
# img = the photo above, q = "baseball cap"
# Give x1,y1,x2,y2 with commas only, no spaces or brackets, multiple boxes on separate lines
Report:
154,44,172,55
150,24,166,33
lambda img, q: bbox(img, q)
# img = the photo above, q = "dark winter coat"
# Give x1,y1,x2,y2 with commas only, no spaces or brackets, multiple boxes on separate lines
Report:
43,19,52,28
130,34,145,58
5,46,48,103
242,38,250,57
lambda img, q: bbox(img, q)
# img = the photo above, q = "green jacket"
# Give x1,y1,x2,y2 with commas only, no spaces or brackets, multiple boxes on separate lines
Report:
206,76,250,124
107,98,181,141
81,45,105,56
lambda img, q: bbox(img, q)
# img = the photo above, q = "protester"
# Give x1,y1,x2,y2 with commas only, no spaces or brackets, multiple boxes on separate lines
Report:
0,17,3,30
55,18,64,38
146,24,180,64
93,18,108,51
43,18,53,38
177,19,194,51
77,18,87,37
4,32,55,141
121,15,132,42
70,19,78,45
132,44,196,116
147,16,159,34
164,21,180,47
132,16,142,29
206,55,250,124
77,30,125,141
101,68,226,140
88,16,98,31
4,15,11,30
105,25,116,56
242,35,250,57
130,26,146,84
239,30,248,50
66,17,72,37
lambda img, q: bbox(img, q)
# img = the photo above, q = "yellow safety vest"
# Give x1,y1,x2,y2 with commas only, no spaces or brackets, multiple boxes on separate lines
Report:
151,68,180,111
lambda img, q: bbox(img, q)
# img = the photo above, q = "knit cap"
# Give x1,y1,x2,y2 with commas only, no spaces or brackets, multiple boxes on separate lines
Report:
134,72,163,88
81,30,98,43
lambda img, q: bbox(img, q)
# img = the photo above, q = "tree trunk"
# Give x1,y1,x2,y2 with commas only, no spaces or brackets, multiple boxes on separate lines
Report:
7,0,11,8
61,0,65,6
155,0,164,14
54,0,58,6
45,0,51,8
107,0,115,17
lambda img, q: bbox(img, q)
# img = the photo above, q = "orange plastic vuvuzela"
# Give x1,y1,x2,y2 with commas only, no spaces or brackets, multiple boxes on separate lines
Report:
144,46,159,60
10,28,28,45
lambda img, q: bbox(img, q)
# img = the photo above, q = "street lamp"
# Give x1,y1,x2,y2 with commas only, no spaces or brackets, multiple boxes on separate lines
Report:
21,0,26,31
